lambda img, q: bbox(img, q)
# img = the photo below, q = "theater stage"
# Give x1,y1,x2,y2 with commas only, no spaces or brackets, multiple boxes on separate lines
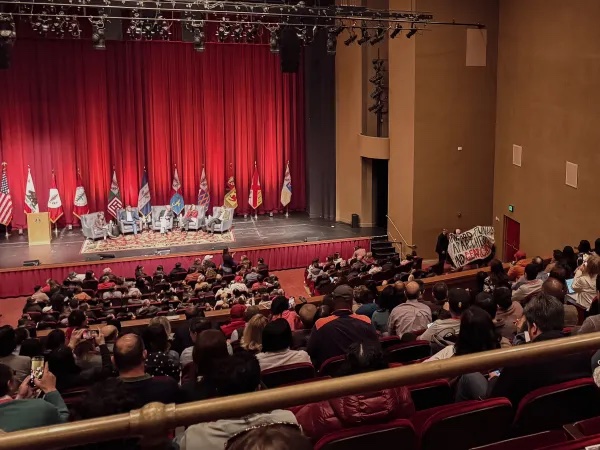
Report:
0,214,383,298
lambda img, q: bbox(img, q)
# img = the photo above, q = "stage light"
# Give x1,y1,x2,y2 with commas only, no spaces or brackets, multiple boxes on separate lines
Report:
193,26,205,52
344,30,357,46
269,28,280,53
245,23,259,42
357,24,370,45
91,23,105,50
370,87,383,99
370,26,385,45
216,19,230,42
390,24,402,38
368,102,384,113
231,24,243,42
332,25,344,36
369,74,383,84
406,24,418,39
326,29,337,55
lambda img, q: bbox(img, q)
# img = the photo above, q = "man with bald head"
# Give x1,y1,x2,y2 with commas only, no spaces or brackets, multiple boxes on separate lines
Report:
542,277,578,327
113,333,181,407
388,281,432,338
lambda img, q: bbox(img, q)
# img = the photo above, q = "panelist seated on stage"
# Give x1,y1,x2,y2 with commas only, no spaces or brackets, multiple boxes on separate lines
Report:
181,205,206,232
152,205,174,234
81,211,114,241
205,207,234,234
117,206,141,235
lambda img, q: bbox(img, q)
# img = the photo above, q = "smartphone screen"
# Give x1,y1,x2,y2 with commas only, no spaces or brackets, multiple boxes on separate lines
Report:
30,356,44,382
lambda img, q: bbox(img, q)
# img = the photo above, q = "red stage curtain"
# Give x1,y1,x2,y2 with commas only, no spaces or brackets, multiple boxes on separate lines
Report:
0,39,305,227
0,238,370,298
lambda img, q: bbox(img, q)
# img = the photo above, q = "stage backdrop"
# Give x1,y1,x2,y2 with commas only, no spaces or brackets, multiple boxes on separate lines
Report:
0,39,305,227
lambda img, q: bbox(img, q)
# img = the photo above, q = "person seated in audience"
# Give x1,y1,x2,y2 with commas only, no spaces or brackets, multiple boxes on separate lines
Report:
573,254,600,310
202,254,216,270
31,285,50,303
221,247,237,274
180,330,229,402
153,265,165,277
577,239,592,265
493,286,523,339
226,423,311,450
0,363,69,432
113,333,181,407
73,286,92,302
102,286,123,300
231,306,260,343
136,299,160,318
352,245,367,261
23,297,42,314
307,261,324,282
559,245,578,274
507,250,529,281
220,304,246,338
577,277,600,335
230,276,249,293
143,325,180,380
354,285,377,318
270,296,302,331
18,337,43,358
245,267,261,284
425,282,449,321
473,292,512,346
97,275,116,291
307,285,378,369
179,352,298,450
540,276,579,327
180,318,212,367
43,329,65,357
420,287,469,343
134,277,151,296
41,278,61,296
292,304,317,349
426,305,501,362
240,314,269,354
102,268,119,283
255,257,269,272
0,326,31,383
483,259,510,293
512,263,543,303
256,319,311,371
171,306,203,354
13,327,29,356
184,267,201,284
388,281,432,338
294,341,415,443
170,262,187,277
371,286,399,335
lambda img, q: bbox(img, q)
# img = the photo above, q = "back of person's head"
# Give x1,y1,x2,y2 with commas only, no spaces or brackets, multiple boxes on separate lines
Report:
0,363,13,397
262,319,292,353
314,305,332,322
113,333,146,372
455,306,499,356
432,283,448,302
490,259,505,275
524,293,564,335
563,246,575,259
19,338,43,358
242,314,269,352
353,285,371,305
586,255,600,276
579,240,592,254
226,423,311,450
542,277,567,302
68,298,78,309
101,325,118,343
525,263,539,281
474,292,497,319
377,285,400,312
244,305,260,322
404,281,420,300
189,317,212,336
270,296,289,316
532,256,544,268
331,285,354,310
549,265,569,284
184,306,200,320
493,286,513,311
50,294,66,313
77,378,138,421
149,316,172,336
448,288,470,316
47,345,80,377
192,329,229,376
210,352,261,396
0,325,16,357
68,309,87,328
142,323,169,353
45,329,66,353
298,304,317,329
342,341,387,375
14,327,29,347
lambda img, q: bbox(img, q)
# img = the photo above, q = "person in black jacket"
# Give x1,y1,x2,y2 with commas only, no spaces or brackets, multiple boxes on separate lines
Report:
435,229,449,267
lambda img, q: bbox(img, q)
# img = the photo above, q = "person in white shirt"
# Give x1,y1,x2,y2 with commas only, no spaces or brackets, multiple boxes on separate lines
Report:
573,255,600,310
159,205,174,234
256,319,311,372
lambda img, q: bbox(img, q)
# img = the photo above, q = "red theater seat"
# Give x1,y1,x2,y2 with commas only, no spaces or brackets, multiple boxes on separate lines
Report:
379,335,401,350
513,378,600,435
318,355,346,377
413,398,513,450
386,341,431,364
537,433,600,450
407,379,453,411
567,416,600,438
261,363,315,389
314,419,416,450
471,430,568,450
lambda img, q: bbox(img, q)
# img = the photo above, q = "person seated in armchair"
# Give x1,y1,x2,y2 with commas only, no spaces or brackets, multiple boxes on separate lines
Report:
119,205,140,235
205,207,227,234
181,205,199,232
159,205,174,234
93,211,114,240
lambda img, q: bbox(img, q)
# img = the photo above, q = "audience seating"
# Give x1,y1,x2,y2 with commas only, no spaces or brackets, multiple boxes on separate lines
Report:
537,433,600,450
513,378,600,436
471,430,568,450
407,379,453,411
386,341,432,364
313,419,417,450
261,363,316,389
379,336,401,350
318,355,346,377
565,416,600,439
412,398,513,450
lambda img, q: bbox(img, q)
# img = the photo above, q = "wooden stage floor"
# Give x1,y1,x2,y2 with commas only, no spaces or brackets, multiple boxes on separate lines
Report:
0,213,383,270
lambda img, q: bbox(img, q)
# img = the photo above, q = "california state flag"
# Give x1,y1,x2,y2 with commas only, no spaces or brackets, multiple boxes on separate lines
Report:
24,167,39,214
73,170,89,219
48,172,64,224
248,164,263,210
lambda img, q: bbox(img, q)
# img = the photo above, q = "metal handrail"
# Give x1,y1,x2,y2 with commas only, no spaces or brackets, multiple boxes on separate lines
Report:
385,215,416,257
2,332,600,449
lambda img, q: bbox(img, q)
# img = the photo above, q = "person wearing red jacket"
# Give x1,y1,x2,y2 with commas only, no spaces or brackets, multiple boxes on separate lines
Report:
292,341,415,443
220,304,246,338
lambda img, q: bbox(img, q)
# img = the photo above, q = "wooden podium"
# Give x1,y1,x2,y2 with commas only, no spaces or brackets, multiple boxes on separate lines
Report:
27,212,52,246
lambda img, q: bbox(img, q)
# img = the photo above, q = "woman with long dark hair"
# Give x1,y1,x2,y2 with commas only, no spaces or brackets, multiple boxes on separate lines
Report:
483,259,509,293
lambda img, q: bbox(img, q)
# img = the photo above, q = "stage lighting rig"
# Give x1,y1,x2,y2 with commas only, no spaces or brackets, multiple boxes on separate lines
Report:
368,58,388,136
370,25,385,45
91,20,106,50
326,28,337,55
406,24,418,39
192,25,205,52
344,29,357,46
357,22,370,45
390,23,402,39
268,26,280,54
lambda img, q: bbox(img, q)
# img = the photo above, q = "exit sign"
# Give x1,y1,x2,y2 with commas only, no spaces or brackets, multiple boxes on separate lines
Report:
508,205,515,213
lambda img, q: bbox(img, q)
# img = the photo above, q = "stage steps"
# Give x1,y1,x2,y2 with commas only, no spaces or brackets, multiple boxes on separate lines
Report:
370,236,397,260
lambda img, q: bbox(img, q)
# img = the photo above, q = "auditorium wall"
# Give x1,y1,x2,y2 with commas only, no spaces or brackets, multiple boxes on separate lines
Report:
493,0,600,258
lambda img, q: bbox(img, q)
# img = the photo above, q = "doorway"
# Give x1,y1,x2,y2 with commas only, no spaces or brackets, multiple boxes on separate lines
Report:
503,216,520,262
372,159,389,229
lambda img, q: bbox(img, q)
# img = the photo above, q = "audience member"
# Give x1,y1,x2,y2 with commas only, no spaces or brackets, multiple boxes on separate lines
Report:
512,264,543,303
101,325,119,353
31,285,50,303
484,259,510,293
180,318,212,367
170,262,187,277
577,276,600,335
220,304,247,338
561,246,578,274
507,250,528,281
307,285,378,369
142,324,180,380
226,423,311,450
0,363,69,432
270,296,302,331
388,281,432,338
231,306,260,342
420,288,469,343
371,286,399,335
0,325,31,382
256,319,311,371
493,286,523,339
355,286,377,318
292,304,317,349
541,277,578,327
65,309,88,343
44,329,66,356
221,247,237,274
473,292,512,346
180,352,297,450
113,334,181,407
423,282,448,320
573,254,600,309
241,315,269,353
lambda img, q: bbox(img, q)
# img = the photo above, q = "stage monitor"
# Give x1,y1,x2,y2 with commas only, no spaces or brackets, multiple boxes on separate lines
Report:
99,254,116,259
155,248,171,256
23,259,40,266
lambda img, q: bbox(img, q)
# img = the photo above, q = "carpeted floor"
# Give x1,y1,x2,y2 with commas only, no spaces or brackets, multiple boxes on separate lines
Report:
80,229,234,254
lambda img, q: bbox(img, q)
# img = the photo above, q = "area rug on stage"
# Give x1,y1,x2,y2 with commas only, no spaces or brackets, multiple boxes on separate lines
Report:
79,229,235,254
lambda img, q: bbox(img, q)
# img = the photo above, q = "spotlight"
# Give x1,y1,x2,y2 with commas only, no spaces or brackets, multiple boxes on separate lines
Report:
332,25,344,36
245,23,259,43
269,28,280,53
326,29,337,55
370,27,385,45
390,24,403,39
216,20,230,42
406,25,418,39
231,25,243,43
193,26,205,52
357,25,370,45
369,74,383,84
344,30,357,46
91,24,105,50
370,87,383,99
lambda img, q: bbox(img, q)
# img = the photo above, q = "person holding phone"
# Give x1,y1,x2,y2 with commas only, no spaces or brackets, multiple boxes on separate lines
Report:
0,362,69,432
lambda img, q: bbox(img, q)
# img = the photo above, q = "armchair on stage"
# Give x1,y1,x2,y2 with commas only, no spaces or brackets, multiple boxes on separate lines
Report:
210,207,234,233
151,206,174,232
81,212,105,240
117,208,142,235
182,205,207,231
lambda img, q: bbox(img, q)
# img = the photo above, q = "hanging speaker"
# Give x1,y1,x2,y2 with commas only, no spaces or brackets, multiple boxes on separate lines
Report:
280,26,301,73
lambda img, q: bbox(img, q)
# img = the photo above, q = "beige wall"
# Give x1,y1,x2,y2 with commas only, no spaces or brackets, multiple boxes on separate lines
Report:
493,0,600,259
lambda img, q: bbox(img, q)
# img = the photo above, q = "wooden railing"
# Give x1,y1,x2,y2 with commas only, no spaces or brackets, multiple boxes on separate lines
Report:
2,332,600,449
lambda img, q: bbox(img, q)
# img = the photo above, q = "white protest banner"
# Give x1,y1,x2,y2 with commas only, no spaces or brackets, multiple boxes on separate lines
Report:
448,226,495,267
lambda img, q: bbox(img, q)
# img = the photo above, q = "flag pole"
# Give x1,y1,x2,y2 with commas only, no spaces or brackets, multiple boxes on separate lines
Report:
2,162,8,238
285,207,288,218
254,161,258,221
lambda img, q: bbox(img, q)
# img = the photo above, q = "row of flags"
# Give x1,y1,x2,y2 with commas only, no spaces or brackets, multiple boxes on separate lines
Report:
0,162,294,226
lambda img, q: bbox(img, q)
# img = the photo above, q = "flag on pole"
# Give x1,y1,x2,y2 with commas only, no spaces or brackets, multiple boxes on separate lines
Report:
0,163,13,226
48,171,64,224
197,167,210,211
138,170,151,218
249,164,263,210
24,167,39,214
169,167,184,215
281,162,292,207
224,173,238,209
107,170,123,219
73,170,89,219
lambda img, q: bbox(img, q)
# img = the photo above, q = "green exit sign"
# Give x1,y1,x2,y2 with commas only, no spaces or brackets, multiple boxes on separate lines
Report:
508,205,515,213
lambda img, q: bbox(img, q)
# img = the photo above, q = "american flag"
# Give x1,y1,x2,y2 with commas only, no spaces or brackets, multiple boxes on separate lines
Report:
0,163,13,226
